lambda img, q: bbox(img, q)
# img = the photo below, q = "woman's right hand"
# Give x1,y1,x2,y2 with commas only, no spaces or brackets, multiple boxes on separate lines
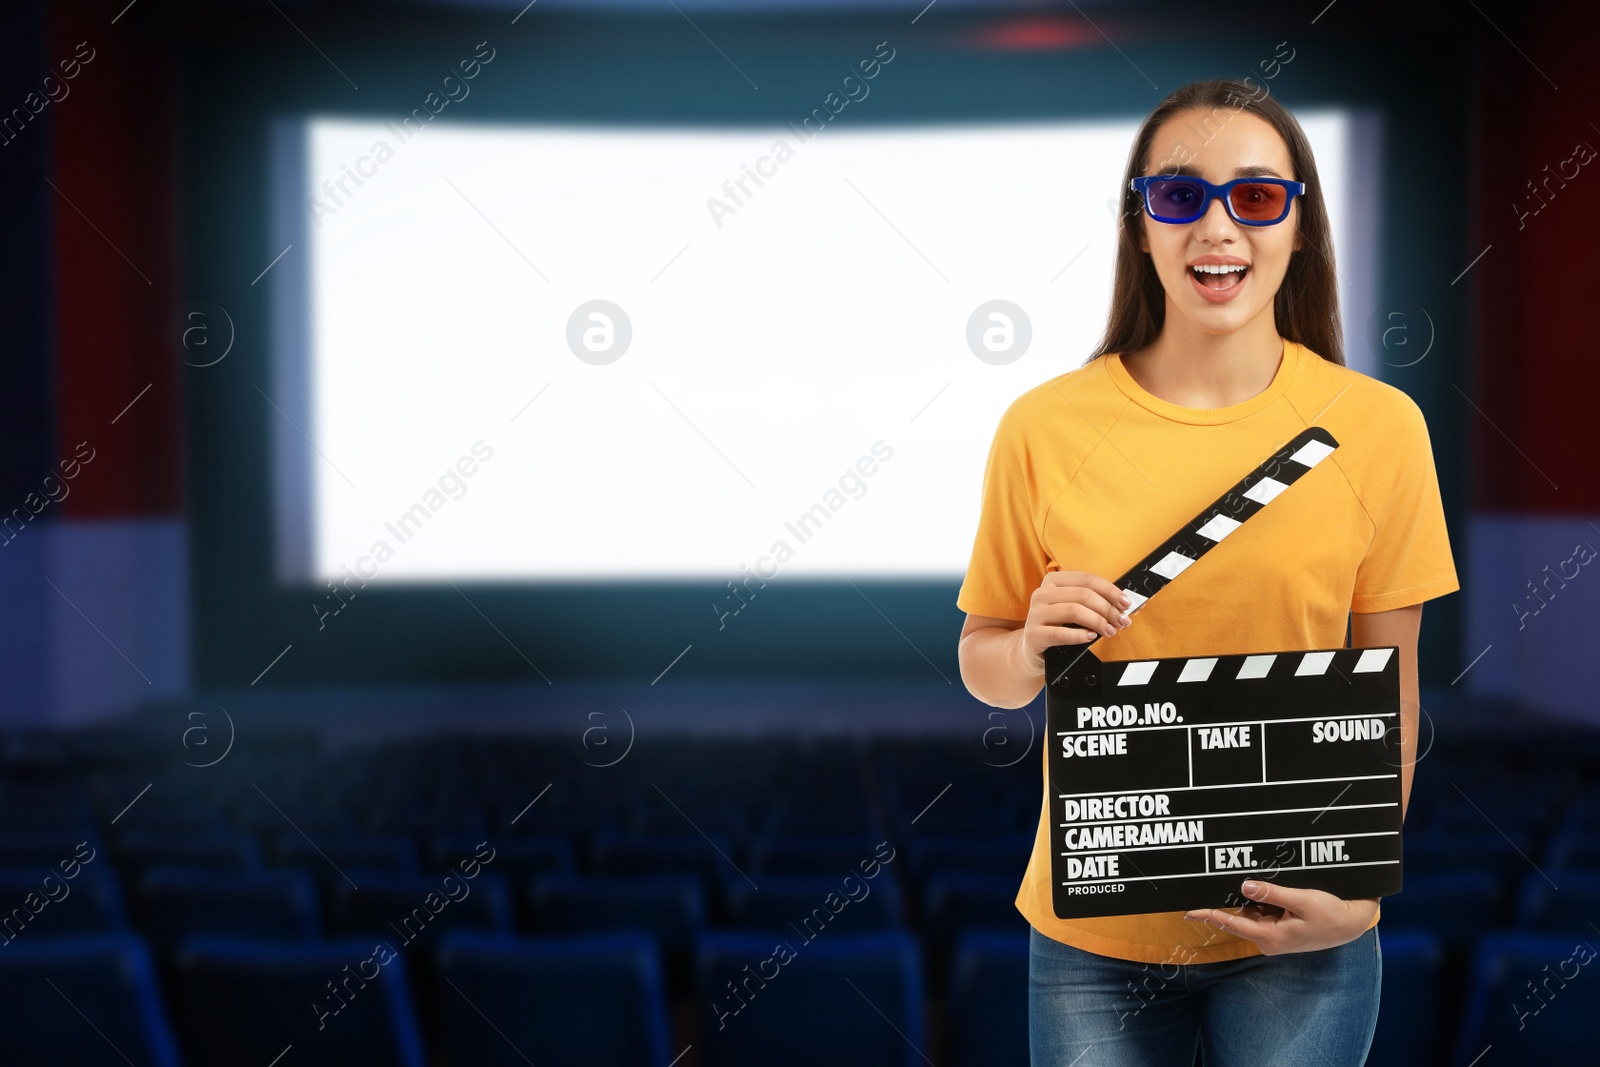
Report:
1020,570,1134,674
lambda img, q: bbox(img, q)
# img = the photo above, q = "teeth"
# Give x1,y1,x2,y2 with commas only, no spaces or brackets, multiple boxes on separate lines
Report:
1191,264,1248,274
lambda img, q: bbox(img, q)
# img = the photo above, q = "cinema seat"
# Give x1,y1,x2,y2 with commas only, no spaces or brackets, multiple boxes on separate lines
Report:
173,935,425,1067
924,871,1024,937
696,930,924,1067
1556,796,1600,836
0,932,180,1066
1514,870,1600,933
1377,871,1504,945
368,809,484,840
1543,828,1600,872
0,800,95,836
0,866,124,938
0,832,104,871
895,805,1014,840
1404,831,1536,888
909,835,1033,881
760,808,882,839
948,930,1030,1067
495,807,614,839
235,806,354,841
272,833,419,875
528,874,705,952
748,834,889,875
332,872,512,940
1428,801,1552,838
436,931,672,1066
592,831,741,882
720,873,903,932
116,830,259,880
627,806,750,842
427,834,574,881
112,806,225,838
1455,933,1600,1065
137,868,319,950
1365,931,1443,1067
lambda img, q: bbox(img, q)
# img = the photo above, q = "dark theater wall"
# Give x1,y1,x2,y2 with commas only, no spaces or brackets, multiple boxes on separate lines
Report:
0,0,188,727
1471,3,1598,517
50,0,184,518
0,1,56,721
1462,1,1600,722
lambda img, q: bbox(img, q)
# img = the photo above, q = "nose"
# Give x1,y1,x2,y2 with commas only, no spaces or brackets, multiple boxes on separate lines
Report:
1193,192,1240,243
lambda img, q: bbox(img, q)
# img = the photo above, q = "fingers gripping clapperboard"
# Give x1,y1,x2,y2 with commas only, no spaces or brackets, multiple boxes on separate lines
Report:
1044,427,1406,919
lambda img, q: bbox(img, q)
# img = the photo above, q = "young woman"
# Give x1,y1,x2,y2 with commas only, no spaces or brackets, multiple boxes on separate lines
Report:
955,77,1459,1066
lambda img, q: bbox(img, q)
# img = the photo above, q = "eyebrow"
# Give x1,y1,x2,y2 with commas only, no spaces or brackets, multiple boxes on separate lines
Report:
1157,164,1288,179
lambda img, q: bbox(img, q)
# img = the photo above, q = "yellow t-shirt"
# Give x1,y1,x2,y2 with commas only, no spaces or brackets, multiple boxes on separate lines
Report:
956,338,1460,965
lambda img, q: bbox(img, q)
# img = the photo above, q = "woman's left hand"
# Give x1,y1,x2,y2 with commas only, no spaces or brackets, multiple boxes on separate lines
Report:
1184,880,1379,955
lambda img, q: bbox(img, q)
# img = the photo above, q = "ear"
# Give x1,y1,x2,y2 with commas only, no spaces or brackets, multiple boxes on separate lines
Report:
1137,218,1150,255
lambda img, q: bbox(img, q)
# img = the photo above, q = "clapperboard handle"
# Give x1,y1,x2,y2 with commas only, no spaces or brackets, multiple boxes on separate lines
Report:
1045,426,1340,689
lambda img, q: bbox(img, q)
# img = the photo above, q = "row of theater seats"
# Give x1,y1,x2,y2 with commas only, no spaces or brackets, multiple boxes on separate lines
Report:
0,926,998,1066
11,824,1600,956
0,732,1033,1064
12,857,1600,962
3,725,1600,1064
6,924,1599,1065
0,860,1033,963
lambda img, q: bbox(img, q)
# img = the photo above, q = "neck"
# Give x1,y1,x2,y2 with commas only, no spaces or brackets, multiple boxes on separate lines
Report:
1123,310,1286,409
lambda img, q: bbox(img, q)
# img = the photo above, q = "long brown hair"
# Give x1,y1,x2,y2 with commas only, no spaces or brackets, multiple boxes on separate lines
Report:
1087,77,1345,367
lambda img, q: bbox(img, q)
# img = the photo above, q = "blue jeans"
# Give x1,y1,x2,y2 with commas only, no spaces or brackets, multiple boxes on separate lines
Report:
1028,925,1381,1067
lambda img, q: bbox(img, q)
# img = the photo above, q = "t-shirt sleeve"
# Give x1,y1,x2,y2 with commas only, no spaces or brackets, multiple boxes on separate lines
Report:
1350,399,1460,613
956,399,1052,621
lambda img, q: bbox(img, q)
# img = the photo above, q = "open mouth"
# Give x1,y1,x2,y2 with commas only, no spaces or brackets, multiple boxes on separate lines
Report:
1191,264,1250,291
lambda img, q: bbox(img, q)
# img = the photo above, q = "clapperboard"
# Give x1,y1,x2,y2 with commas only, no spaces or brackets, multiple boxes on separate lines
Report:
1044,427,1405,919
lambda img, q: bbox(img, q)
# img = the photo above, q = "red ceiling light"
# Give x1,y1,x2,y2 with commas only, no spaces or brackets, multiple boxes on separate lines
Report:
973,17,1102,51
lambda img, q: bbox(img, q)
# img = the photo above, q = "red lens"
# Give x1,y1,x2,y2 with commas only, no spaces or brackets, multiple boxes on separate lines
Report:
1228,182,1289,222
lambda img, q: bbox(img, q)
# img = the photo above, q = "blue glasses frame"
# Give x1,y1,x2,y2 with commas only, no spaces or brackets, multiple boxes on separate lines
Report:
1130,175,1307,226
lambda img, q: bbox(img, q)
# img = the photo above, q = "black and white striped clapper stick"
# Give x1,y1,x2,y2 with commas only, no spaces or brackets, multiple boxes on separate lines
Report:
1046,425,1340,689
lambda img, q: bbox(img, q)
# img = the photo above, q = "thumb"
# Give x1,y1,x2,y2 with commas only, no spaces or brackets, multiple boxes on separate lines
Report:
1240,878,1315,911
1240,878,1284,905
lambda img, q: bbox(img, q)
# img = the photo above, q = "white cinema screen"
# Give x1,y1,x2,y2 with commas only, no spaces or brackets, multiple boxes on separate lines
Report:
269,113,1362,584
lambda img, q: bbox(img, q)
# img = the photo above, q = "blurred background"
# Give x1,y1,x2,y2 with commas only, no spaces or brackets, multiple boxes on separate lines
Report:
1,0,1596,1064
